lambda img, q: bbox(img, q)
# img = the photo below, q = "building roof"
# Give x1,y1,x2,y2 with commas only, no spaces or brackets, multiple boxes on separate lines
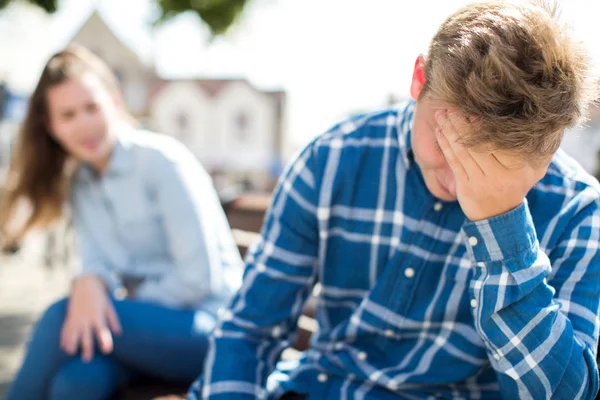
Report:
67,9,152,67
149,77,284,102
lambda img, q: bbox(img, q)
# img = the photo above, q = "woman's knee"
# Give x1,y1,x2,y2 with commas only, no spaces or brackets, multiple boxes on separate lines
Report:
48,371,85,400
48,369,100,400
48,358,124,400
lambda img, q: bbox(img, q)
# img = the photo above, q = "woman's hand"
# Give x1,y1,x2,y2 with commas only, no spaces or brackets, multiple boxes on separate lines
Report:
60,275,122,362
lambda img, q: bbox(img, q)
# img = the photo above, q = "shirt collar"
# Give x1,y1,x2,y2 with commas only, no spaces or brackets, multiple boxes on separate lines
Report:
397,99,416,168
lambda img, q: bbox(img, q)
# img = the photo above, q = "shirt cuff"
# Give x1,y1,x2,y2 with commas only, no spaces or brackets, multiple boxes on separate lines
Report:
461,200,538,267
73,268,125,297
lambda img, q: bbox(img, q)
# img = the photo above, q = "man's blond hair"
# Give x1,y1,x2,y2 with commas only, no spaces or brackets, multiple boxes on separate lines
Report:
422,1,598,163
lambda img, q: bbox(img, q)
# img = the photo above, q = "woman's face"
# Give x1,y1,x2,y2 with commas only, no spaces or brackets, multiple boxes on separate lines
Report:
46,72,118,171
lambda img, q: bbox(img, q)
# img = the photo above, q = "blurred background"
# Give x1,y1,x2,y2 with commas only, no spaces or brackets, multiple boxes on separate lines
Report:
1,0,600,397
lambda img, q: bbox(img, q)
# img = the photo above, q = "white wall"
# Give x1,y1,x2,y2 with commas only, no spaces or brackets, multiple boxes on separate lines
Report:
214,81,276,171
150,80,279,176
560,125,600,175
150,81,215,162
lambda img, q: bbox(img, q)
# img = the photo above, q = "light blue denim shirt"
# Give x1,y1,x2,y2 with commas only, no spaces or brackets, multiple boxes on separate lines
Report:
70,125,243,311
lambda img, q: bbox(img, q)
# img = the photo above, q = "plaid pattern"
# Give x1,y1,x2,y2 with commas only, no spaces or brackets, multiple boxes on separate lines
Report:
189,100,600,399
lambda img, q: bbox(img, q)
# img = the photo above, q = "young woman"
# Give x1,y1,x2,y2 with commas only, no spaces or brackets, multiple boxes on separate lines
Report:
1,45,243,400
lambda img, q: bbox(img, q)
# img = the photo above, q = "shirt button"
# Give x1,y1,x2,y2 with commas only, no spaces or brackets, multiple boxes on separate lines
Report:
470,299,478,308
256,263,266,272
433,202,443,212
317,373,328,383
389,380,400,390
404,267,415,278
220,309,233,321
384,329,395,337
272,326,282,338
477,262,486,268
213,328,223,338
357,351,368,361
469,236,479,246
350,316,360,325
334,342,344,351
493,353,501,361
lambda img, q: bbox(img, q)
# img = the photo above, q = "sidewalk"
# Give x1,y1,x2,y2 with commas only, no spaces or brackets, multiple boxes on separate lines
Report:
0,234,70,398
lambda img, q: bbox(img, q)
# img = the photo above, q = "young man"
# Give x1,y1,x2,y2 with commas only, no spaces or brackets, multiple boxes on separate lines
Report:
188,2,600,399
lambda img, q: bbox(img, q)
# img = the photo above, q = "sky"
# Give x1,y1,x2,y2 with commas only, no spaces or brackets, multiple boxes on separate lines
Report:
1,0,600,148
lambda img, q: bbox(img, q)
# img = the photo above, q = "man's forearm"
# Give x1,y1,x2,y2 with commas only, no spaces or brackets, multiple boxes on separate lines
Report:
463,203,599,399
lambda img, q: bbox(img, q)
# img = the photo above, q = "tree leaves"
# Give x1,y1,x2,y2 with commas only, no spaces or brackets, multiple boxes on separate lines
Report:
0,0,251,35
156,0,251,35
0,0,58,12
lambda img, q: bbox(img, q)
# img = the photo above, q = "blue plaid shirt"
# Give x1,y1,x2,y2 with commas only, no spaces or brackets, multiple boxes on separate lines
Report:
189,100,600,399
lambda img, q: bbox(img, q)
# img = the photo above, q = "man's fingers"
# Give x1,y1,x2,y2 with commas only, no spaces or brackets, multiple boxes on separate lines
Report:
437,110,485,178
436,127,468,181
469,151,497,174
445,110,472,140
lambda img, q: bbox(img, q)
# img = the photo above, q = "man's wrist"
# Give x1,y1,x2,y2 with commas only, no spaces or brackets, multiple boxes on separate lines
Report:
462,200,538,264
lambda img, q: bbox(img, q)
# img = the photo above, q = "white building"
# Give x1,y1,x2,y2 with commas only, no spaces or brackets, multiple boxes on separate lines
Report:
149,79,285,190
67,10,286,191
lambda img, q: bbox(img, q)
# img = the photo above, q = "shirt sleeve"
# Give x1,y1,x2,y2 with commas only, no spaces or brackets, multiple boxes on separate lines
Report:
134,138,240,308
188,142,321,400
71,208,123,292
462,195,600,399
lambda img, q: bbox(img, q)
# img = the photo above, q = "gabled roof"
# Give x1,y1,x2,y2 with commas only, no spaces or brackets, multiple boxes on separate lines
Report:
67,9,151,67
149,77,284,102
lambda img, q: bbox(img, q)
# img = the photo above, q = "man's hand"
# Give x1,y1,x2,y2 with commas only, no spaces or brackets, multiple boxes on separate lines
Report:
60,275,122,362
435,109,548,222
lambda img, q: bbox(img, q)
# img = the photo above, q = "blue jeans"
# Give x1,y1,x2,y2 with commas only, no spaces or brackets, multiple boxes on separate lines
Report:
5,297,216,400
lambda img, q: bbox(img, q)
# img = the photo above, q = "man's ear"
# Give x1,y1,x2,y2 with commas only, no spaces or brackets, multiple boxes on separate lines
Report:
410,55,426,100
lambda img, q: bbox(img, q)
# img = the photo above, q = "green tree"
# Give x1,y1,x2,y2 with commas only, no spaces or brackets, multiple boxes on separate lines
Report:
0,0,251,35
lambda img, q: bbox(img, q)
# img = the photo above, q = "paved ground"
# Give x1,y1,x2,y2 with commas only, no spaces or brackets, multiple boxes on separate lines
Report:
0,233,71,399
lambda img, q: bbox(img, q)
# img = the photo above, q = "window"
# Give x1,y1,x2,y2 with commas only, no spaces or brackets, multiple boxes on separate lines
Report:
175,111,190,139
113,68,124,84
234,110,251,142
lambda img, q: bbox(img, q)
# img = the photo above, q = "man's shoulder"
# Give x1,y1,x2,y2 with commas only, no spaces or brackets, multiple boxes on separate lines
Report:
544,149,600,193
531,148,600,215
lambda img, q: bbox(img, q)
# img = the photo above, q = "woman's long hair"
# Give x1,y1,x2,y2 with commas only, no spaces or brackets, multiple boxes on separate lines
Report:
0,44,130,249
